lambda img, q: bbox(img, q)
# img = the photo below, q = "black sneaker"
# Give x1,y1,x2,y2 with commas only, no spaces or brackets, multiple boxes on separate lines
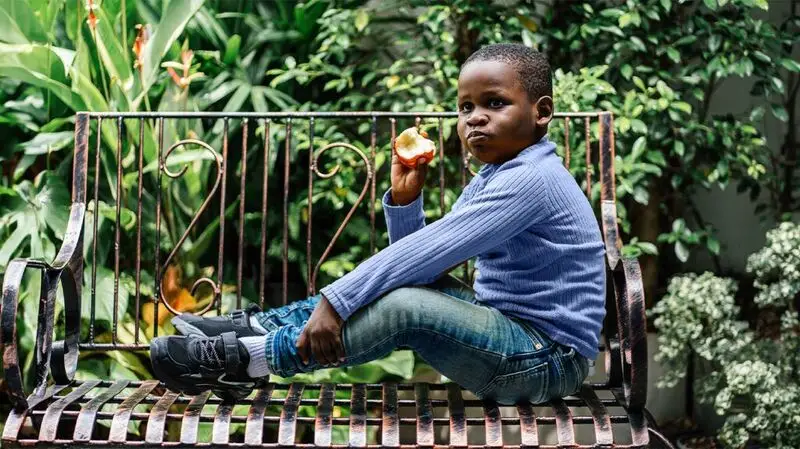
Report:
171,304,265,337
150,331,263,400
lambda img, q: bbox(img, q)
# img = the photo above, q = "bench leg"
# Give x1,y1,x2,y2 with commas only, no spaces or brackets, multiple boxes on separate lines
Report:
648,427,677,449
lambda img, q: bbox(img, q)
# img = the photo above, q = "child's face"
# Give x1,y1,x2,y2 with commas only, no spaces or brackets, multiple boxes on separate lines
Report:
456,60,547,165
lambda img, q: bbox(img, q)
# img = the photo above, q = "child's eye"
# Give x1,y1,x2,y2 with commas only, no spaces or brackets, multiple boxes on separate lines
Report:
459,102,474,113
488,98,506,108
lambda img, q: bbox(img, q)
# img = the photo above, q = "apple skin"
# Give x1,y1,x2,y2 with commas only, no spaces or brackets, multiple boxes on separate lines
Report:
396,128,436,169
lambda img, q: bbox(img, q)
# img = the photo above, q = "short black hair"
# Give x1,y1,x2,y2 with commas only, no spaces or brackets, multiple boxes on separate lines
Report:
463,43,552,101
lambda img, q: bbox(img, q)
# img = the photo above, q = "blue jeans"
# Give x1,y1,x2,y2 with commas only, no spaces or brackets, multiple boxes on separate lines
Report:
255,275,589,405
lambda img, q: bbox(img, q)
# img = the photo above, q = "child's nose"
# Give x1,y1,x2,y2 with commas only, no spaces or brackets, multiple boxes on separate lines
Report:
466,111,489,127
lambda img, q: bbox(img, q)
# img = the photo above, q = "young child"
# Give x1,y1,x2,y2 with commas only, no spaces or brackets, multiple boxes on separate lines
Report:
150,43,606,405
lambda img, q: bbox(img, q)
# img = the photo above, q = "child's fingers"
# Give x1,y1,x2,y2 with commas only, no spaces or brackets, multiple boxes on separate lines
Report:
320,340,337,366
334,336,346,362
296,331,309,364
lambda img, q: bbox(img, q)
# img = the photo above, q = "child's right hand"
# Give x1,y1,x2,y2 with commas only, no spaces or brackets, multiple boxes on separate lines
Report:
390,138,428,205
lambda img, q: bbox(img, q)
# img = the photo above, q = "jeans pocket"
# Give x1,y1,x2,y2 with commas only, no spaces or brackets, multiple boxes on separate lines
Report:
557,346,588,397
476,360,550,405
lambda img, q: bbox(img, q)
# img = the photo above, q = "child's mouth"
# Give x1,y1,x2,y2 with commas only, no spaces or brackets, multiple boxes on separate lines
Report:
467,131,489,144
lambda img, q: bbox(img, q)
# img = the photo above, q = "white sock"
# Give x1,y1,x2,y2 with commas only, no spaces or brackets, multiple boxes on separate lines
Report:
240,336,271,378
249,316,267,333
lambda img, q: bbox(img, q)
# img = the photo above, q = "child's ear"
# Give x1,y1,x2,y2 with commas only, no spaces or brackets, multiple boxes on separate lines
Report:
534,96,554,127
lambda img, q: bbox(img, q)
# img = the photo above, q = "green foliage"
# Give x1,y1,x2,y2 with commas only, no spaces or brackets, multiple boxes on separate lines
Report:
531,0,800,266
651,222,800,448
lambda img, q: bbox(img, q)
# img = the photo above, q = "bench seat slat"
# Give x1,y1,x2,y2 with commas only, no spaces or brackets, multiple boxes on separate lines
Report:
278,383,305,446
109,380,158,443
245,386,274,446
517,403,539,448
550,398,575,447
73,380,129,441
381,383,400,447
3,384,68,441
414,383,434,447
446,383,467,448
180,391,211,444
483,401,503,448
145,389,179,444
315,384,335,447
39,380,100,442
580,385,614,446
212,399,236,444
350,383,367,447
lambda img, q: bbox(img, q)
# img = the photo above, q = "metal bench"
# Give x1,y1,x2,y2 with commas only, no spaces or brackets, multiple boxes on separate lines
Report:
1,111,675,448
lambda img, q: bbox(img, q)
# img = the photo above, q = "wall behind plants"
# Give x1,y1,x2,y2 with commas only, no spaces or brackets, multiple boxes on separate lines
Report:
690,0,800,274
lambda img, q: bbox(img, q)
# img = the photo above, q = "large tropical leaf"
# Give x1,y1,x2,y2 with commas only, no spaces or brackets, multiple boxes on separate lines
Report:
136,0,205,108
0,2,48,44
0,43,85,111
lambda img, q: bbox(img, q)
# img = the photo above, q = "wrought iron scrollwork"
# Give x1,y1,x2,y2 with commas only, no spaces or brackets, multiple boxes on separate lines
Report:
159,139,223,315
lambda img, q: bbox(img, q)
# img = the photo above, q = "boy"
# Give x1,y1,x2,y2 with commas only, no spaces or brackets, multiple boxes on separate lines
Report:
150,43,606,405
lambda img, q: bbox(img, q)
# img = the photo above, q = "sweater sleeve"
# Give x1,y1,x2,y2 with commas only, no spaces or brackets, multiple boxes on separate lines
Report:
383,189,426,244
320,162,550,320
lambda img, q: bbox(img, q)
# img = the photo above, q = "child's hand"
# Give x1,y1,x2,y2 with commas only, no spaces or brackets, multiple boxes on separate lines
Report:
391,137,429,206
296,295,345,366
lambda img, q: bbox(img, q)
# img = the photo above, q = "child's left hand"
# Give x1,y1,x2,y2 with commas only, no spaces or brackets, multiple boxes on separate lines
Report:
296,295,345,366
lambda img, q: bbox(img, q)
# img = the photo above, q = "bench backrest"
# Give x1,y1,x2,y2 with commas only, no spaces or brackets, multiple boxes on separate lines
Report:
4,111,647,412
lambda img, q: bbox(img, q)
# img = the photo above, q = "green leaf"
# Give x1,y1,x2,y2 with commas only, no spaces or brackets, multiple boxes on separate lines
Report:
0,2,47,44
638,242,659,255
107,351,151,379
675,241,690,262
91,7,134,94
671,101,692,114
633,76,646,91
82,266,130,324
780,58,800,73
703,0,718,10
752,51,770,63
672,218,686,233
619,13,632,28
666,47,680,63
646,151,666,166
0,43,85,111
770,77,784,94
660,0,672,11
707,238,720,255
138,0,205,103
19,131,73,155
632,136,647,160
223,34,241,65
355,9,369,32
772,104,788,122
621,64,633,79
674,140,685,157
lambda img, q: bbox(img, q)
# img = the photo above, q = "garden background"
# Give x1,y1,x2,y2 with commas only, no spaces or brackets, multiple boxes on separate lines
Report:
0,0,798,446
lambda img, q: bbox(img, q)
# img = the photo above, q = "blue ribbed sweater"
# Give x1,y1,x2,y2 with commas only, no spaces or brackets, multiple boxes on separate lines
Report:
320,136,606,359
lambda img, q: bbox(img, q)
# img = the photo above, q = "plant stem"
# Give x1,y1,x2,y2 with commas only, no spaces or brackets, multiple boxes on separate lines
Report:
122,0,129,66
687,197,723,273
700,73,717,123
779,0,799,216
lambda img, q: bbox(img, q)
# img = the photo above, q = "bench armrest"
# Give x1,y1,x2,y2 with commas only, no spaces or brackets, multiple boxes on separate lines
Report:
600,200,648,411
1,203,85,410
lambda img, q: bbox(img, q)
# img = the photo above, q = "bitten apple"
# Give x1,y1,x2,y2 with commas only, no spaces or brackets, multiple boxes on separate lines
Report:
395,127,436,169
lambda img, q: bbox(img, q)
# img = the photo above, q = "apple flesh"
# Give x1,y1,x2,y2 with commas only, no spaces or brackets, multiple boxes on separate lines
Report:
395,127,436,169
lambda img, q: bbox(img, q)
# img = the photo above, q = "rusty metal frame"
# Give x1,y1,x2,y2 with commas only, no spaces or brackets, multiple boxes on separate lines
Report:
0,111,672,449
